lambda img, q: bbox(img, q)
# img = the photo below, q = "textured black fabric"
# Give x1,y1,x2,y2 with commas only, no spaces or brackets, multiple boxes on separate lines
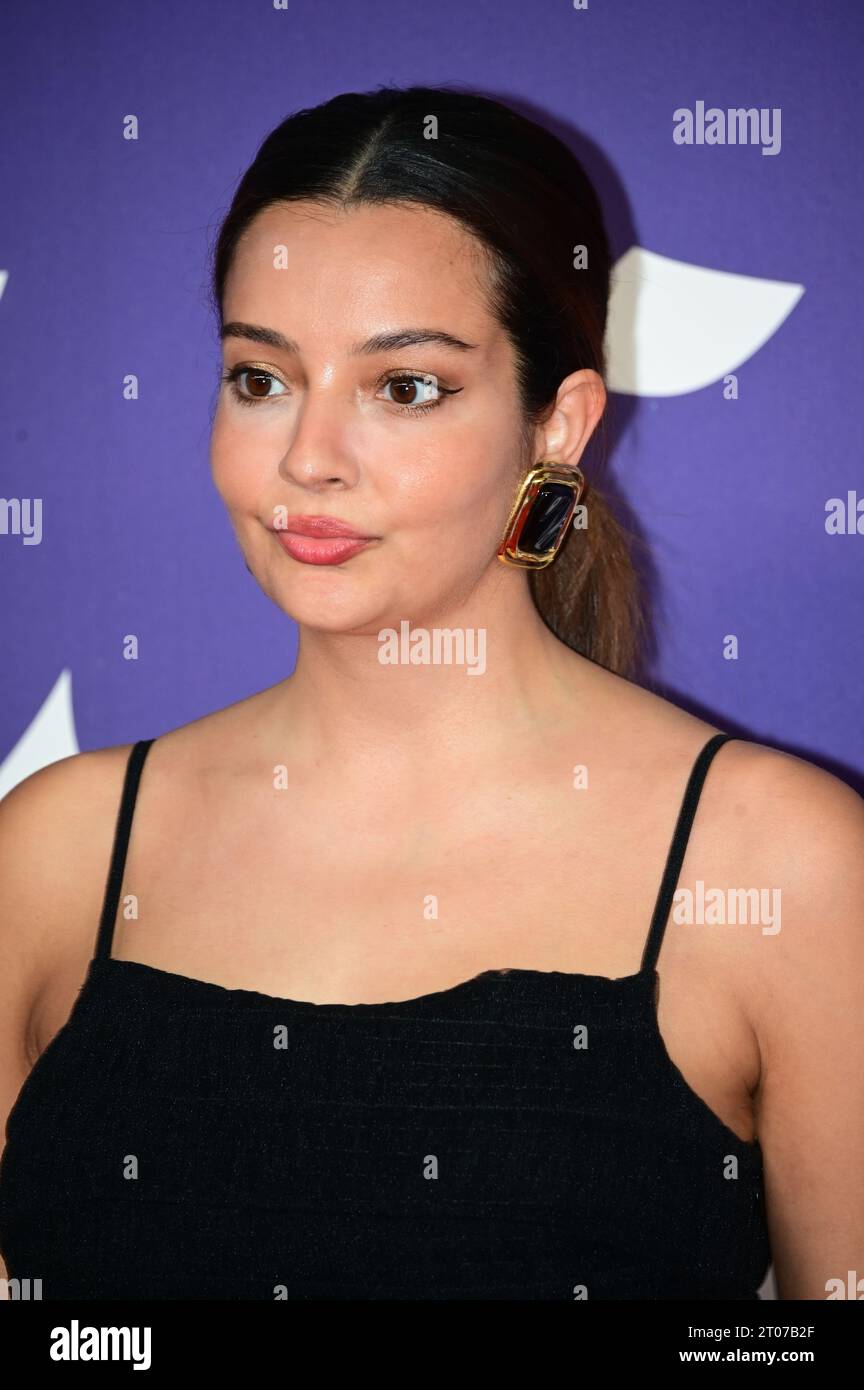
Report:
0,732,772,1300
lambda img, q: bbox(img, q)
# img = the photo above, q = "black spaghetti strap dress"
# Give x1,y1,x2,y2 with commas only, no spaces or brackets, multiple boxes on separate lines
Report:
0,732,772,1299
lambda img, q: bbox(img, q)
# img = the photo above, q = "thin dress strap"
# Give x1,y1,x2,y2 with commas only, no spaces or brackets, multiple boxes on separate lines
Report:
94,739,156,962
640,732,735,975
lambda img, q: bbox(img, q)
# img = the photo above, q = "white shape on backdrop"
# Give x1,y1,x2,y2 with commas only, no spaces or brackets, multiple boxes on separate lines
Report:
0,670,79,801
605,246,804,396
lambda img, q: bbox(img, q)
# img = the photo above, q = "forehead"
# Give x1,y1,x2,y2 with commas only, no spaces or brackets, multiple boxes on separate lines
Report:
222,200,500,347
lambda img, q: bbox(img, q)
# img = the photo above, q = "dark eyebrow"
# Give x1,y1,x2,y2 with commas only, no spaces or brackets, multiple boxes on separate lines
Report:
220,322,478,355
350,328,479,356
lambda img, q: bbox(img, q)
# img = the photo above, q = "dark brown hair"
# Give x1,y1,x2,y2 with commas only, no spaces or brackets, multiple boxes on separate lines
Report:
211,84,644,676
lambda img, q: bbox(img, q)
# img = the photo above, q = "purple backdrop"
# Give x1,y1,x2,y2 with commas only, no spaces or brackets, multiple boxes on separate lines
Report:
1,0,862,792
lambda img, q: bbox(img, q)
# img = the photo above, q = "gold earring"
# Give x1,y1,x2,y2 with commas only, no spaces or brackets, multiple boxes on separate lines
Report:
497,462,586,569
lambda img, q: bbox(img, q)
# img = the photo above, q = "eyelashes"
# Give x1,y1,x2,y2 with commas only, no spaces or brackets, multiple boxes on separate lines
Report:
379,371,461,414
221,366,463,417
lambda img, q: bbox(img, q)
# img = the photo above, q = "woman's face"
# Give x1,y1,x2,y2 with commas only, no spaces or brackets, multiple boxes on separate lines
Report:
211,200,534,634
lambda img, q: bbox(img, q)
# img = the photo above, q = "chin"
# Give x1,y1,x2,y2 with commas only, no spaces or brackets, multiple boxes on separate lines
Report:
268,580,398,636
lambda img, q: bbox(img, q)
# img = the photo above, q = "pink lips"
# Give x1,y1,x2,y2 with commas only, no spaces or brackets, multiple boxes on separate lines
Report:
271,514,376,566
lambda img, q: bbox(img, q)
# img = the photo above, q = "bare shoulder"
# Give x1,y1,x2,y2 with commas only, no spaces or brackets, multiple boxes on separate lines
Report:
724,736,864,961
0,683,291,1011
0,745,137,1012
0,741,136,866
0,688,271,965
0,691,271,1095
634,675,864,947
585,656,864,984
677,731,864,1051
0,675,290,969
588,658,864,867
705,735,864,912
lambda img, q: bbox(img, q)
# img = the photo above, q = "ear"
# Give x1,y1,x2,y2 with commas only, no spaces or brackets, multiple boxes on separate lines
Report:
533,369,606,468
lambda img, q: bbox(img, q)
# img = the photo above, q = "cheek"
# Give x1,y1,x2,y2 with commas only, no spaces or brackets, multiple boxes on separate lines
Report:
386,428,521,543
210,409,269,510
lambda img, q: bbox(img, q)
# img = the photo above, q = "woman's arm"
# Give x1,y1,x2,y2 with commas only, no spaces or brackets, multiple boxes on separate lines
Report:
745,751,864,1299
0,773,42,1295
0,751,128,1293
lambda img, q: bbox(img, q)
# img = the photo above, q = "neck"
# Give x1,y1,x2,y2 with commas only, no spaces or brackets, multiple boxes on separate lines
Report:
262,571,587,779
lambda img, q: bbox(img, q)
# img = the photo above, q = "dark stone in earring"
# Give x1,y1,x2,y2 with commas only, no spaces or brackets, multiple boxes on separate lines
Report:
517,482,574,555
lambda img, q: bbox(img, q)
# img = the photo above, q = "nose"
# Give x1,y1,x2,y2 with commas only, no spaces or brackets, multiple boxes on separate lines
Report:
277,384,358,492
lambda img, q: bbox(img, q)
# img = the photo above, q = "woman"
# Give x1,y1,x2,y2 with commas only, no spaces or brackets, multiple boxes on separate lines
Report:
0,85,861,1301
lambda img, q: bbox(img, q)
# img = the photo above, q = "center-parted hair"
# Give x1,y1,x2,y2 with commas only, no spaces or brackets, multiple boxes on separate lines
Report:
211,84,644,676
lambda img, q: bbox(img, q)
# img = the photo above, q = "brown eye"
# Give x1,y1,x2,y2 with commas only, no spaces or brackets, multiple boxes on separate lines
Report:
380,373,443,409
244,370,276,398
223,367,288,405
389,376,421,404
